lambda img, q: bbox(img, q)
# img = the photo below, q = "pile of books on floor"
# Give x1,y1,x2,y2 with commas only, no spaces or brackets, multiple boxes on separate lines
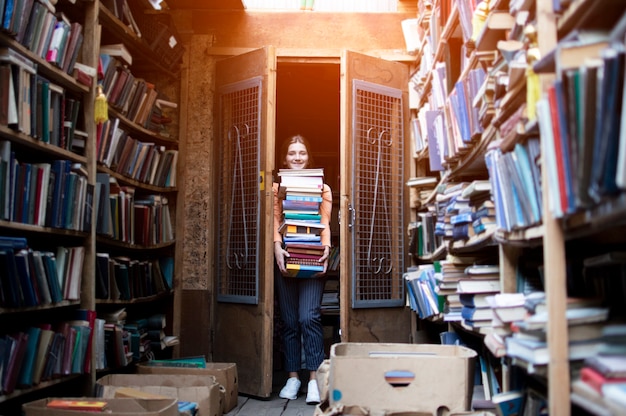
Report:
278,168,326,278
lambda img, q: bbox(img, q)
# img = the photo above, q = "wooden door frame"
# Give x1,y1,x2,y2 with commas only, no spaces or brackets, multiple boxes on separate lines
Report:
212,46,277,399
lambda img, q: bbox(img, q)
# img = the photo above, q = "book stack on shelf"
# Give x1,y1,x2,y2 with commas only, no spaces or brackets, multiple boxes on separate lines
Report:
0,308,96,394
278,168,327,278
572,337,626,414
404,264,442,320
456,264,501,333
435,259,470,322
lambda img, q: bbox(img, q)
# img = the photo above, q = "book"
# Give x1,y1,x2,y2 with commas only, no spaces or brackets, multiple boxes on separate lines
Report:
580,366,626,394
584,354,626,378
517,307,609,331
483,332,507,358
17,326,41,388
46,399,108,411
491,390,524,416
31,326,54,385
456,279,501,294
486,293,528,323
3,331,29,394
285,263,324,278
100,43,132,66
505,336,602,365
603,382,626,409
571,378,609,415
144,356,207,368
589,46,625,200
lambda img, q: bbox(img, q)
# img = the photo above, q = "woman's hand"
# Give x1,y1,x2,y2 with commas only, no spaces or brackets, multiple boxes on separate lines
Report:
275,242,289,274
313,245,331,278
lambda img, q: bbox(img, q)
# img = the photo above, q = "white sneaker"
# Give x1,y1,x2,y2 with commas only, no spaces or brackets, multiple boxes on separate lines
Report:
279,377,301,400
306,379,320,405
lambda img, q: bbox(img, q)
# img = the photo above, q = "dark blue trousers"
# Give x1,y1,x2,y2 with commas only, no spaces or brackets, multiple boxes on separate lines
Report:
275,266,326,372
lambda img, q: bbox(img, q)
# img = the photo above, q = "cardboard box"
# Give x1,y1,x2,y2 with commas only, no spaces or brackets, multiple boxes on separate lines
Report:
96,373,222,416
137,362,238,413
328,343,477,415
313,400,435,416
22,397,178,416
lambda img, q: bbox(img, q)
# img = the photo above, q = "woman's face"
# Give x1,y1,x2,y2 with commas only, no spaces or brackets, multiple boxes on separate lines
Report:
284,142,309,170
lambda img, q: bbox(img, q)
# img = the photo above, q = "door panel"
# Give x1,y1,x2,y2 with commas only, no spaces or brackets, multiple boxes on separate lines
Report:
339,50,411,342
213,47,276,398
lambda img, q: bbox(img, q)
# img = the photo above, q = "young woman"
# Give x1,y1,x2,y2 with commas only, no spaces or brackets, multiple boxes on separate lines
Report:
273,135,332,405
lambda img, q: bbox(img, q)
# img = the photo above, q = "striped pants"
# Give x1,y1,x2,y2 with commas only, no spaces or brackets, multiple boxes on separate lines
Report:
275,266,326,372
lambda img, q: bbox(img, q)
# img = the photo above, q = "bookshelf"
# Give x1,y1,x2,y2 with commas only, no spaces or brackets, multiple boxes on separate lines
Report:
95,0,181,369
408,0,626,414
0,0,98,410
0,0,182,412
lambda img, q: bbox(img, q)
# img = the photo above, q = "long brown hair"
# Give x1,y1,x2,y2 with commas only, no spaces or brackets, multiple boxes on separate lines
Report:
279,134,316,168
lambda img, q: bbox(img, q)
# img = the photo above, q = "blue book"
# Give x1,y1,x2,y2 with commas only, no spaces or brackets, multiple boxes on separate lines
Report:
285,195,323,202
513,142,541,224
17,326,41,388
177,401,198,414
2,0,14,31
48,160,69,228
454,81,471,143
42,251,63,303
589,47,624,200
15,249,38,306
0,236,28,249
61,172,78,229
0,249,23,307
21,163,33,224
159,257,174,290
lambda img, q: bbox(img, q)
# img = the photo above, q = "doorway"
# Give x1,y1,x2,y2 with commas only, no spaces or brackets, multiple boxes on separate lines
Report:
275,62,341,193
273,61,341,381
212,49,411,398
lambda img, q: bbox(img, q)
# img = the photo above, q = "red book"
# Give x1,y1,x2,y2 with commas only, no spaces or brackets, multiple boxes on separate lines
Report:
3,332,29,394
580,366,626,394
46,399,108,411
547,84,569,215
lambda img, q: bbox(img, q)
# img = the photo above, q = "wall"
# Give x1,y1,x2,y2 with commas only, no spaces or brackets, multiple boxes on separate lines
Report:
176,9,414,358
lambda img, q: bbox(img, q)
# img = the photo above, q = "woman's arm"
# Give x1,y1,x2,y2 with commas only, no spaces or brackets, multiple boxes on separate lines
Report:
273,182,288,273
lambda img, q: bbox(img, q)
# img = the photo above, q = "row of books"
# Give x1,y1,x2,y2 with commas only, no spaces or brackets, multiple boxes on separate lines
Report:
0,236,85,309
0,309,95,395
2,0,84,75
537,30,626,218
404,262,501,323
278,168,327,278
95,174,175,245
100,52,162,129
1,144,93,231
485,137,542,232
410,180,497,259
101,0,142,39
435,181,496,243
96,118,179,188
95,254,173,301
0,48,85,153
95,311,177,370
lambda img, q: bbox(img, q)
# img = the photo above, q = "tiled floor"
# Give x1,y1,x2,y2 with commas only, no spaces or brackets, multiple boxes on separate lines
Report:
224,381,489,416
225,394,315,416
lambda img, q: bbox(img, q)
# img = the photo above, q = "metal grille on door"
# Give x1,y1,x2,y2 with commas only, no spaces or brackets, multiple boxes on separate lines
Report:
216,77,262,304
351,79,405,308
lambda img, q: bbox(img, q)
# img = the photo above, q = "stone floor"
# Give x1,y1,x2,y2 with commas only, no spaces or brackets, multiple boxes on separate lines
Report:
225,393,315,416
224,376,489,416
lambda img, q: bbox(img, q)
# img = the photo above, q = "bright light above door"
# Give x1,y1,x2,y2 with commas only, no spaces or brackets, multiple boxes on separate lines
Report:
242,0,398,12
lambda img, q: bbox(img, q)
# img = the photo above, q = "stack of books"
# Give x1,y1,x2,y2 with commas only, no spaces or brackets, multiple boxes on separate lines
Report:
278,168,326,278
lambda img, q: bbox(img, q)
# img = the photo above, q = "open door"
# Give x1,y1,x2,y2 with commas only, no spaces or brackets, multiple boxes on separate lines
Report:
213,47,277,398
339,50,411,342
